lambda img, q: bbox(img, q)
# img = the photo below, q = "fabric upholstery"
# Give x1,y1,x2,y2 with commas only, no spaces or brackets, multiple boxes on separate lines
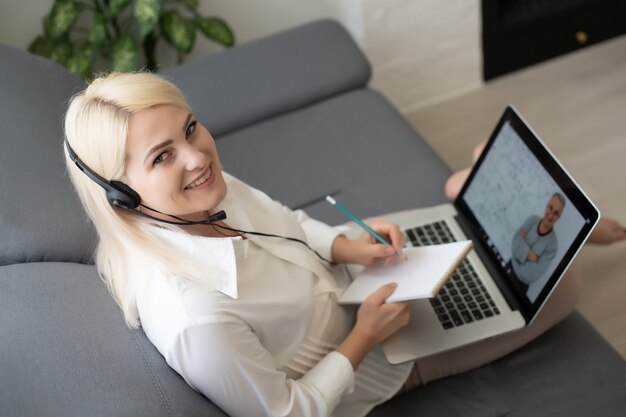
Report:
0,262,227,417
215,89,451,225
0,43,95,266
370,312,626,416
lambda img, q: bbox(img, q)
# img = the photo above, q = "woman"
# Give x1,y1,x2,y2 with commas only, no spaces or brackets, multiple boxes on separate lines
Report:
63,72,624,417
64,72,412,417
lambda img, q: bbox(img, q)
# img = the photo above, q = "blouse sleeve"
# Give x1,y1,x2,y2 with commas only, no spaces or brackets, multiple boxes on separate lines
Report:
170,317,355,417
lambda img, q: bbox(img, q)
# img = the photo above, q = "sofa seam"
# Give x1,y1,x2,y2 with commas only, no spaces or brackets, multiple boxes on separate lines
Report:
130,329,177,417
214,86,368,139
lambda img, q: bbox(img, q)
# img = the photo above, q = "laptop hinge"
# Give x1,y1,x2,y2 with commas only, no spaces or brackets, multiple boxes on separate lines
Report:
454,214,528,322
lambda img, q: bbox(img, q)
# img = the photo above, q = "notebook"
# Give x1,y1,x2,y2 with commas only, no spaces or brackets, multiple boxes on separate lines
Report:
343,106,600,364
338,240,472,304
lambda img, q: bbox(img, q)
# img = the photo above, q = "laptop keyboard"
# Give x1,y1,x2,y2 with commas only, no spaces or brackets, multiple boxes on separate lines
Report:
405,221,501,330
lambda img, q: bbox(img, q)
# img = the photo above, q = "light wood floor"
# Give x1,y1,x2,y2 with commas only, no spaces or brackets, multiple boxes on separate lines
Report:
404,35,626,359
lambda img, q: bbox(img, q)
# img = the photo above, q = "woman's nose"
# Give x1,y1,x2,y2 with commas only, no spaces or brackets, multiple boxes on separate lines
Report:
180,142,206,170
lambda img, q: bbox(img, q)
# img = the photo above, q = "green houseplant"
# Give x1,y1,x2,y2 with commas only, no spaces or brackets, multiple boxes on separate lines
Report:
29,0,235,79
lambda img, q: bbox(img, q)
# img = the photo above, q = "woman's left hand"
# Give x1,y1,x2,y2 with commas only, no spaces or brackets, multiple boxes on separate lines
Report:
331,220,406,267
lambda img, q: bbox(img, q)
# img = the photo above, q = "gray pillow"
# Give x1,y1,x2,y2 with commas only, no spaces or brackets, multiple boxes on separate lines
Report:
0,43,96,266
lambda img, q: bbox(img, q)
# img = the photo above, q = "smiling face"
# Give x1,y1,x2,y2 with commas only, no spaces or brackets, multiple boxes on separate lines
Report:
124,104,227,223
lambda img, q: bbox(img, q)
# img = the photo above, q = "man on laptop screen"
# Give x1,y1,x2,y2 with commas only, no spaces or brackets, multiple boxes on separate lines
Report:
461,118,588,304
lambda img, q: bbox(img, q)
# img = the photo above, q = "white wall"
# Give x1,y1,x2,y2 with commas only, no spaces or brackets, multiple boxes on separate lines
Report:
361,0,483,113
0,0,482,114
187,0,485,113
186,0,335,60
0,0,54,50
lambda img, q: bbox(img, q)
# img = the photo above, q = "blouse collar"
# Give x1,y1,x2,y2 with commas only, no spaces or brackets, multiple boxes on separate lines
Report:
153,227,241,299
151,174,249,300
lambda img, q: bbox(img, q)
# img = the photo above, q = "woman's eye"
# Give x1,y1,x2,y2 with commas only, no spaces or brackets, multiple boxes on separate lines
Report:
153,151,170,165
186,121,197,138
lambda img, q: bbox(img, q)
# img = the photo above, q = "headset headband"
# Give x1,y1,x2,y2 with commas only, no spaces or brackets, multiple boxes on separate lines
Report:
64,138,141,209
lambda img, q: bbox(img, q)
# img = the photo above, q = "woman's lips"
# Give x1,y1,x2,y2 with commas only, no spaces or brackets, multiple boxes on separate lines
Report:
185,165,214,190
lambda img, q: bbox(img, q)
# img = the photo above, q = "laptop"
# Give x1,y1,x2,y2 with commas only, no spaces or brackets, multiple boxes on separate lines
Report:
371,106,600,364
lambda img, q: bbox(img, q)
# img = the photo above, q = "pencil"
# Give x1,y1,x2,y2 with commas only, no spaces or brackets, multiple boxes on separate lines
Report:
325,195,402,257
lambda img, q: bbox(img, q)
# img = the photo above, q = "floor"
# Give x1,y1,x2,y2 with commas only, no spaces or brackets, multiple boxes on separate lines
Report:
404,35,626,359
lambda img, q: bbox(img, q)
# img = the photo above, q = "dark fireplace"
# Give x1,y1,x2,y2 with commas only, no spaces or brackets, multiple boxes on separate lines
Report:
482,0,626,80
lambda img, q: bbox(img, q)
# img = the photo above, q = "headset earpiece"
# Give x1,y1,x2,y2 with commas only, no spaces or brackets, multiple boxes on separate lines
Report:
107,180,141,209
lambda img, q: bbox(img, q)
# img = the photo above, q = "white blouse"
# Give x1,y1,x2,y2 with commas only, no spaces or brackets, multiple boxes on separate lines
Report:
136,174,412,417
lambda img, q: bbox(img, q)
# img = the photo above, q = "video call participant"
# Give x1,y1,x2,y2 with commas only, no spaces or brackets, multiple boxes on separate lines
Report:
509,193,564,293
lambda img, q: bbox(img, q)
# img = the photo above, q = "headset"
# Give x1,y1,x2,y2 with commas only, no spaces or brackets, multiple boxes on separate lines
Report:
64,138,226,225
64,138,140,210
64,138,330,262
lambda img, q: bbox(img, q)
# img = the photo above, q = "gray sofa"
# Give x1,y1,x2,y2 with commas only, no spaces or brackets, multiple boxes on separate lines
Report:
1,19,626,417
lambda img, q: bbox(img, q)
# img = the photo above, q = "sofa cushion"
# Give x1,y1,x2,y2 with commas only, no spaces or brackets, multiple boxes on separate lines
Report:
161,19,371,137
0,43,96,266
0,262,226,417
215,88,451,225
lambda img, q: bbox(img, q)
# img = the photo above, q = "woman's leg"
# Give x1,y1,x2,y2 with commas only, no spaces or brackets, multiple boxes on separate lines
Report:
444,168,471,201
444,142,486,201
588,217,626,244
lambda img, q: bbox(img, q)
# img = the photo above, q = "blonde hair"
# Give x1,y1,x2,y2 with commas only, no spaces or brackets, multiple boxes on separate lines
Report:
64,72,221,328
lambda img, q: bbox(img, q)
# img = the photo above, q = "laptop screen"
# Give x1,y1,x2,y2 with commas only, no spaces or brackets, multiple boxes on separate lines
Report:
455,106,599,321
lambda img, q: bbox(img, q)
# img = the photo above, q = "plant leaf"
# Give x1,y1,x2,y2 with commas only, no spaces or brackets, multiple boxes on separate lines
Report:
49,41,73,66
44,0,79,41
195,17,234,47
161,10,196,54
109,0,131,17
28,36,51,57
67,45,94,79
134,0,162,38
183,0,198,10
88,12,107,47
111,34,139,72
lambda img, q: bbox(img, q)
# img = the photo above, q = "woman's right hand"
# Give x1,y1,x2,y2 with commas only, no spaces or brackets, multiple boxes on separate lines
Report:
355,283,410,344
336,283,410,369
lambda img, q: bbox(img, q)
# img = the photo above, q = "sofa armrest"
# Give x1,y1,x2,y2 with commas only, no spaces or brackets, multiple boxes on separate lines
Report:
160,19,371,137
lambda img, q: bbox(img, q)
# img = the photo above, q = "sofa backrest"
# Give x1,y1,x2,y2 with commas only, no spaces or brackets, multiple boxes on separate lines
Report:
161,19,371,138
0,43,96,266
